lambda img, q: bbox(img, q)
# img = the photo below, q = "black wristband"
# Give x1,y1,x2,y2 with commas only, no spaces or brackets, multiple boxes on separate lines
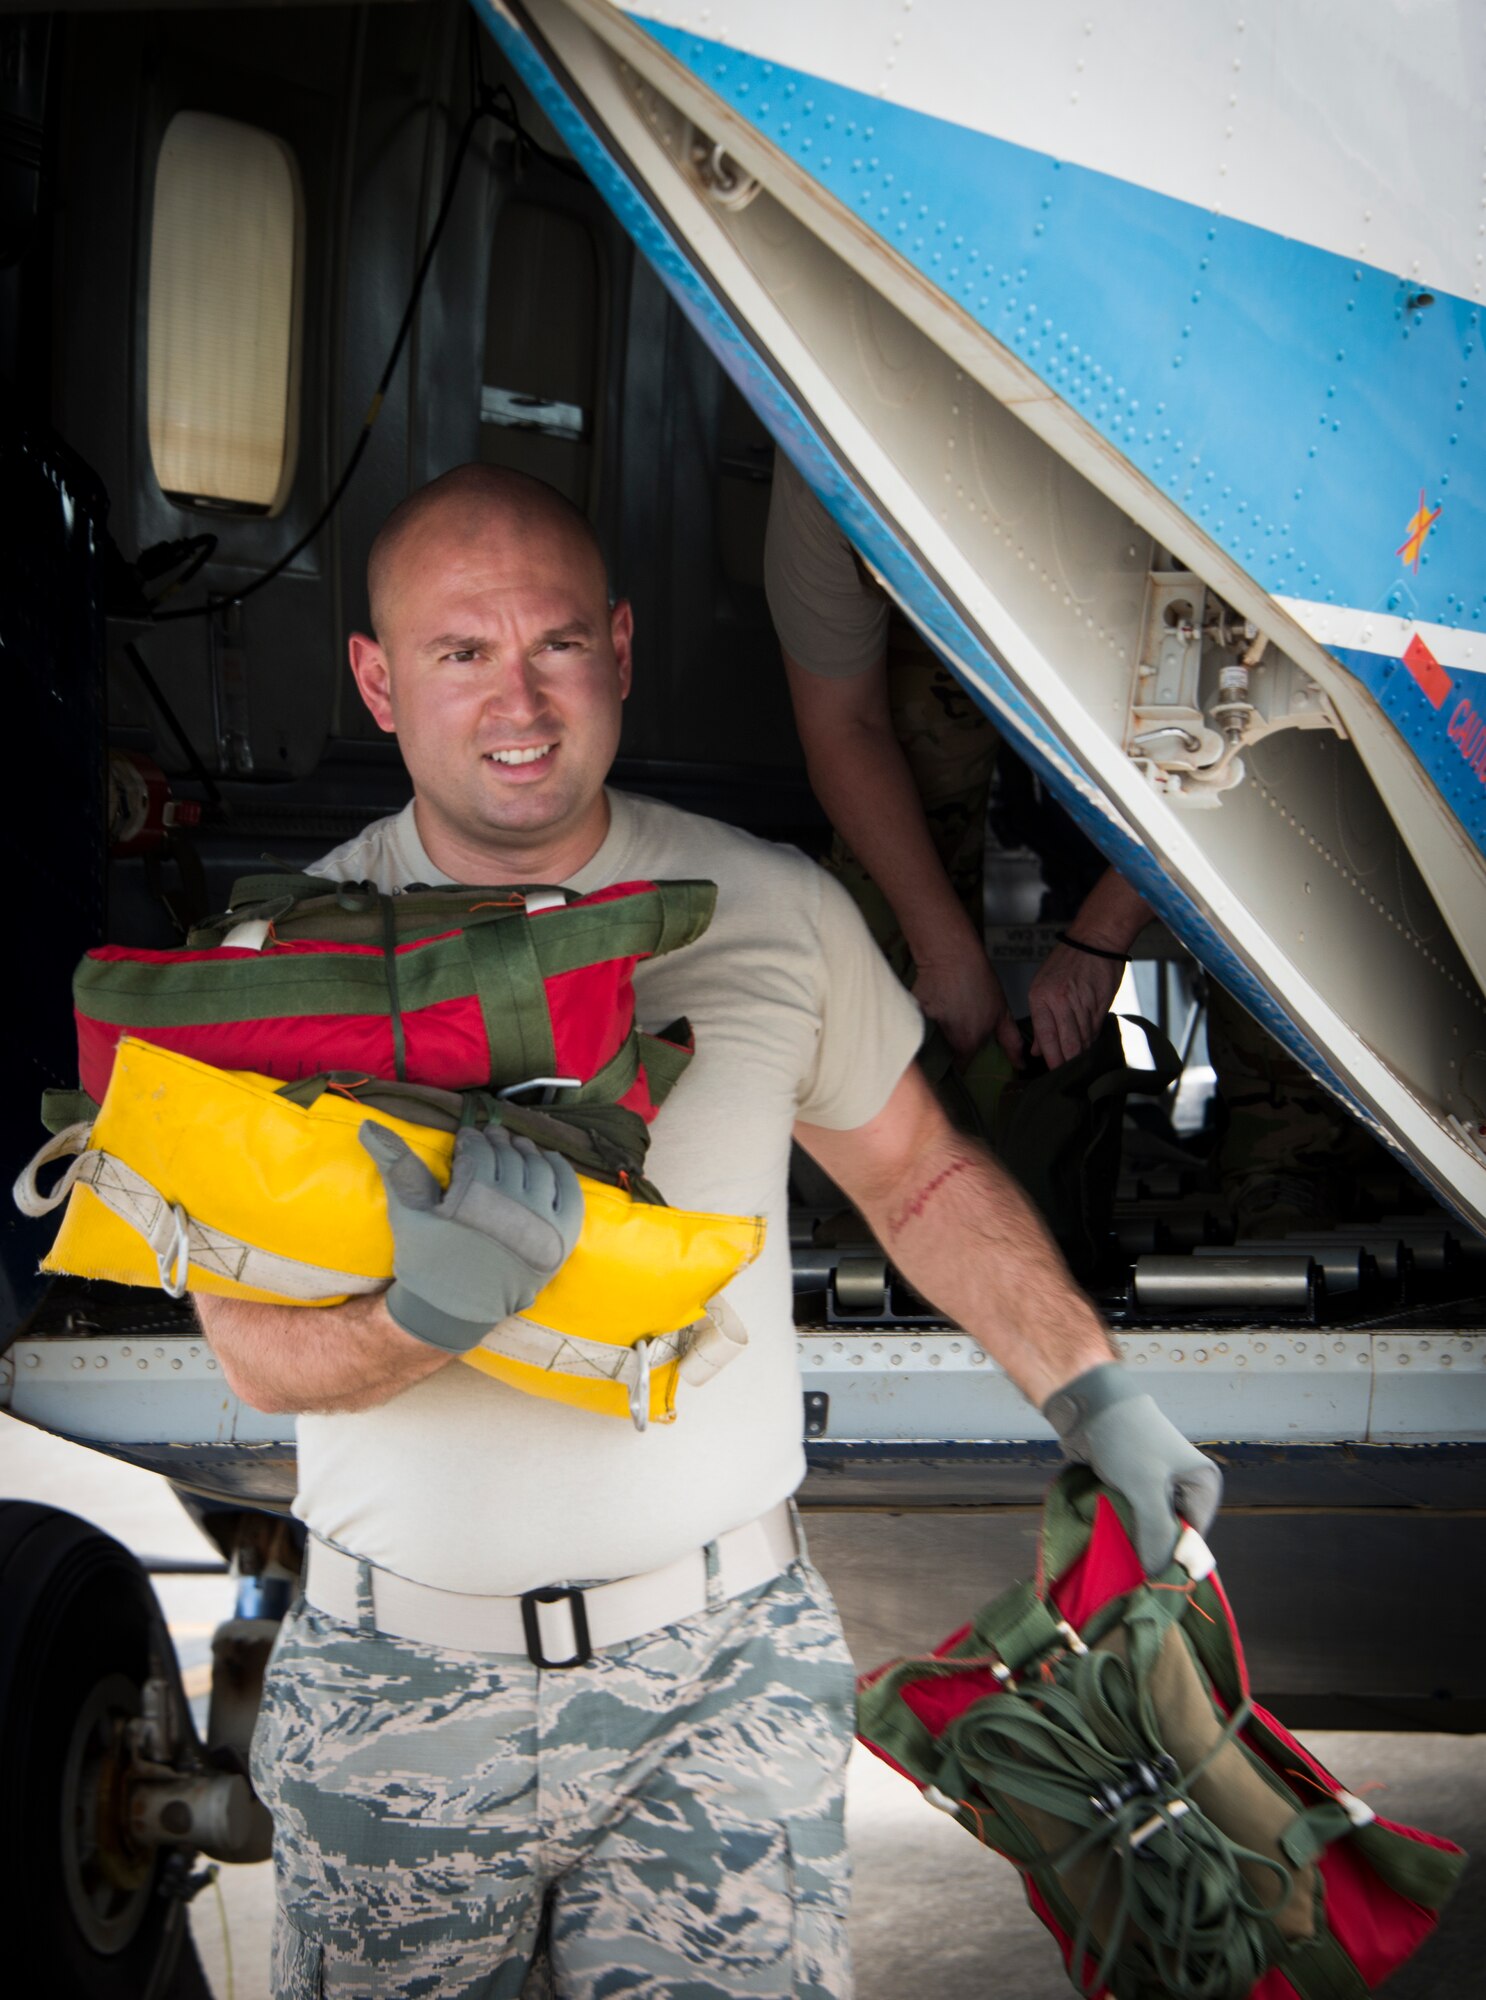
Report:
1056,930,1129,963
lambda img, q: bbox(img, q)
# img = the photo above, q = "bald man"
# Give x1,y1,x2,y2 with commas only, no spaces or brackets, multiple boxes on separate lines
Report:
199,466,1219,2000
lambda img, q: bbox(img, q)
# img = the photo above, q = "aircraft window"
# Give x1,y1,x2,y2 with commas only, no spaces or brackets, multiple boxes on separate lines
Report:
479,200,599,508
146,110,304,516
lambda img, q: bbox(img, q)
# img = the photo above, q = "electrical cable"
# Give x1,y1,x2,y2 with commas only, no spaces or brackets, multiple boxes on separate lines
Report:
143,532,216,606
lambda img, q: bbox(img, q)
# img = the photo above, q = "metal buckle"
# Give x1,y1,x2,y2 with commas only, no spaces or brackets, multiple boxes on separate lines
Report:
156,1203,191,1299
1091,1753,1179,1823
1053,1616,1089,1658
497,1075,582,1109
520,1585,592,1669
627,1337,654,1433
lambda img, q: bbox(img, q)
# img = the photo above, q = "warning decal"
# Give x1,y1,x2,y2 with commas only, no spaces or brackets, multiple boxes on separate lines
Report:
1403,633,1453,710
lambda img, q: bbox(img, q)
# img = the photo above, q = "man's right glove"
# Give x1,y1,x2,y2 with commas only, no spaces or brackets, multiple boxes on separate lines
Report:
1042,1360,1222,1574
359,1122,584,1353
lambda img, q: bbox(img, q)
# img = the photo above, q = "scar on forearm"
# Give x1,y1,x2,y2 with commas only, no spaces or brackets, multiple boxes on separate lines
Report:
886,1157,970,1238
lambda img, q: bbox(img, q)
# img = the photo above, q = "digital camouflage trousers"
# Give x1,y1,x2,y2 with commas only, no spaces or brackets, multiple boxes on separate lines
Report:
249,1552,857,2000
1205,984,1385,1228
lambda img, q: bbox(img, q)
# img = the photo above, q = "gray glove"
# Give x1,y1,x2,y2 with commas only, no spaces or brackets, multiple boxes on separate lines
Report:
1043,1361,1222,1574
360,1122,584,1353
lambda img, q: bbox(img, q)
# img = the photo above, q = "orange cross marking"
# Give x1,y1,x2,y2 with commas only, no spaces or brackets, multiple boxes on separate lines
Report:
1396,488,1441,571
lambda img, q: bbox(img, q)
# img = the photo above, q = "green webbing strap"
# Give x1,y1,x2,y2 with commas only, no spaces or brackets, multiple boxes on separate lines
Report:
565,1033,640,1109
853,1680,953,1800
471,1095,658,1196
856,1563,1140,1779
1347,1818,1466,1907
1278,1933,1374,2000
218,871,331,911
1191,1659,1467,1914
93,887,718,1060
636,1022,694,1110
1280,1802,1358,1869
197,883,535,949
273,1076,335,1108
501,1024,692,1119
649,880,718,956
41,1087,100,1135
1037,1464,1111,1582
188,879,313,943
855,1625,1014,1784
947,1645,1290,2000
462,914,557,1089
528,882,717,977
75,942,473,1025
273,1074,467,1127
380,894,407,1082
971,1580,1071,1676
270,1076,655,1193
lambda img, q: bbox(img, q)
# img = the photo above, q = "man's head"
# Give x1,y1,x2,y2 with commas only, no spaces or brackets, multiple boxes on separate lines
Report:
349,465,632,880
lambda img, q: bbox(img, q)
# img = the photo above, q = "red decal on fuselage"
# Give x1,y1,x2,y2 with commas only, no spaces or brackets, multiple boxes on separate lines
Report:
1403,633,1452,710
1446,697,1486,787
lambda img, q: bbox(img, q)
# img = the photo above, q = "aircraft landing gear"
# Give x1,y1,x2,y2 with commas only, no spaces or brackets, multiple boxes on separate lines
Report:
0,1502,209,1998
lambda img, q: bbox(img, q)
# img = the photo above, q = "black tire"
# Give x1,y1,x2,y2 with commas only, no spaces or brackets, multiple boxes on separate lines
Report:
0,1501,190,2000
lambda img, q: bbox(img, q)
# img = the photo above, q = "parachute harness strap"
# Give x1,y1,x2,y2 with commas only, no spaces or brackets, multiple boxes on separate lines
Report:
380,894,408,1083
941,1594,1291,2000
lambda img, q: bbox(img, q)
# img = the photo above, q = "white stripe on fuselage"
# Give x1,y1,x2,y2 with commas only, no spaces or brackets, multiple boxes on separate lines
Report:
626,0,1483,300
1275,600,1486,676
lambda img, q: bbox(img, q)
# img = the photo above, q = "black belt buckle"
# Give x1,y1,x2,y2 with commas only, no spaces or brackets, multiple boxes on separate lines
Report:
521,1585,592,1668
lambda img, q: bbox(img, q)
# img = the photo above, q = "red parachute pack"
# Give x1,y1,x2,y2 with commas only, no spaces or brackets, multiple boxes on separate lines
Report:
70,873,714,1128
855,1469,1464,2000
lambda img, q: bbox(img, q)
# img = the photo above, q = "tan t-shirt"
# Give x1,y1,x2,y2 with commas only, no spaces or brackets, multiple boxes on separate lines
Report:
763,453,888,678
293,789,923,1592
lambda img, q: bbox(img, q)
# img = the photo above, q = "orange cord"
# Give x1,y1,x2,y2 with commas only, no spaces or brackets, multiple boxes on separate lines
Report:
327,1075,376,1101
1281,1764,1337,1801
1147,1580,1217,1625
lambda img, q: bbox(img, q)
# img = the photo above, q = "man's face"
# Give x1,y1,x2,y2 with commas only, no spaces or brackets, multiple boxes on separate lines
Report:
349,506,632,870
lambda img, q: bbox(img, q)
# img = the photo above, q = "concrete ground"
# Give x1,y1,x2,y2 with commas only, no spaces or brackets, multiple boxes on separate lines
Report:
3,1421,1483,1999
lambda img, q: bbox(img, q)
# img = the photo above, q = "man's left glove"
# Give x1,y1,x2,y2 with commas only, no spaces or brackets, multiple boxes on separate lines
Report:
359,1122,584,1353
1043,1360,1222,1574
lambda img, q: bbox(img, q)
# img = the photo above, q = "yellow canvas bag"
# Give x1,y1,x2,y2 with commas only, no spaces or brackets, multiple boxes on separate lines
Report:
16,1037,764,1427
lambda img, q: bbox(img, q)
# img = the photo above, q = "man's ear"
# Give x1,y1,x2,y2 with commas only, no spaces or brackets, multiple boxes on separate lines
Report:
348,632,396,734
610,599,634,700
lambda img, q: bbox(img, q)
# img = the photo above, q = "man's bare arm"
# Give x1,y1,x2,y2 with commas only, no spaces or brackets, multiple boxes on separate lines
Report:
1028,865,1152,1068
796,1065,1114,1407
193,1290,454,1415
196,1125,584,1417
785,653,1021,1062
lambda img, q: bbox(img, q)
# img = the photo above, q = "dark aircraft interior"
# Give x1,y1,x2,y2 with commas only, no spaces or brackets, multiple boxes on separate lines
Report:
4,9,1486,1993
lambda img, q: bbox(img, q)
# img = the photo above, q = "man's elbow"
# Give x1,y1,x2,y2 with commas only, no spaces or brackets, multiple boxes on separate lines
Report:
212,1346,293,1414
192,1294,290,1412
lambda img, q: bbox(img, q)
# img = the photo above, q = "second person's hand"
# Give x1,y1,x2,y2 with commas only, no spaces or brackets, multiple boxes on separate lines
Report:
1027,940,1125,1068
913,945,1025,1065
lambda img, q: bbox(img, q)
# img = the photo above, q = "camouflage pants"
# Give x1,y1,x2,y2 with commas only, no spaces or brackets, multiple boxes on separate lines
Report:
1206,984,1380,1206
827,615,999,977
249,1552,856,2000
